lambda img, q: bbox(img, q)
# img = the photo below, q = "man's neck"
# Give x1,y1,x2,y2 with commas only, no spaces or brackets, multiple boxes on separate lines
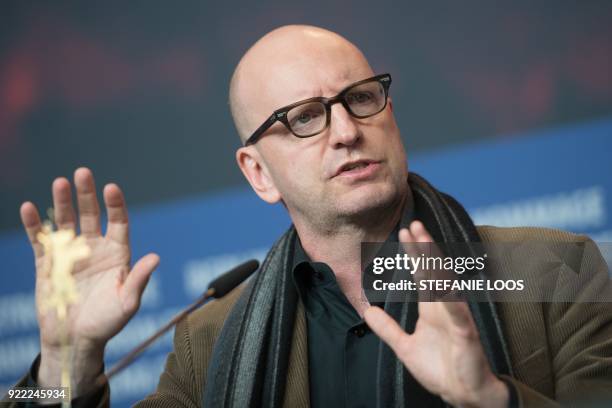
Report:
294,192,409,316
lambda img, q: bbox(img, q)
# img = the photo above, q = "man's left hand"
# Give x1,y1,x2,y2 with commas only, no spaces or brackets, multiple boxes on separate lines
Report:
363,221,509,408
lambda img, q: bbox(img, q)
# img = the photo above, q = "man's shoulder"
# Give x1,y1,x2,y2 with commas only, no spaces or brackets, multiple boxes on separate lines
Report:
476,225,590,243
160,283,247,393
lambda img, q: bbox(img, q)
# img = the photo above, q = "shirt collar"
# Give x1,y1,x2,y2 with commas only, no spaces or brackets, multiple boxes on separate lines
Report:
291,220,405,292
291,192,414,294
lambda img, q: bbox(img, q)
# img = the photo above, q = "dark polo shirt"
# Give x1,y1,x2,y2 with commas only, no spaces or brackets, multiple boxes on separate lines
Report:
291,234,516,408
292,239,383,408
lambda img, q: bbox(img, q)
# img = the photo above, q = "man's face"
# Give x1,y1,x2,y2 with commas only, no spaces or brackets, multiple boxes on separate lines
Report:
236,31,408,229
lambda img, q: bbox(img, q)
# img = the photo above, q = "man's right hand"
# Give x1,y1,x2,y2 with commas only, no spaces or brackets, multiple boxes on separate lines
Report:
20,167,159,396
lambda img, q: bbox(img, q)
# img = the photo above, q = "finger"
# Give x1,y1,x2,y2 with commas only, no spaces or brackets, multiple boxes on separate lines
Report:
399,227,428,298
399,226,421,258
364,306,412,356
410,220,433,243
398,226,413,244
74,167,101,237
121,253,160,314
409,221,435,261
52,177,76,230
400,223,431,252
104,183,129,244
20,201,44,258
440,301,475,331
409,220,456,297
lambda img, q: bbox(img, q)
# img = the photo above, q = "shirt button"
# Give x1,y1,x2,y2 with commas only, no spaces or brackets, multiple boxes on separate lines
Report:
352,326,366,337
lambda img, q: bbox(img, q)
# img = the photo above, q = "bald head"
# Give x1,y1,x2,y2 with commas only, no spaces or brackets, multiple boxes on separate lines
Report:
229,25,373,142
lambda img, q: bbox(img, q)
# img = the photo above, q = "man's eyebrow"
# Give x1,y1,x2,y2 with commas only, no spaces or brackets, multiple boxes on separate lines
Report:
285,85,325,102
280,76,358,105
286,77,363,104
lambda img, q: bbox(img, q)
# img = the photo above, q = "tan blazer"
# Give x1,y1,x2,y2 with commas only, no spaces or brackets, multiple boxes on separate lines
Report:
8,226,612,407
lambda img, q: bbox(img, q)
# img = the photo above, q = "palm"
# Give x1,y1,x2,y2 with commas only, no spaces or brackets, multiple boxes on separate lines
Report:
35,237,127,348
73,237,130,336
403,302,491,399
22,168,158,352
364,221,504,406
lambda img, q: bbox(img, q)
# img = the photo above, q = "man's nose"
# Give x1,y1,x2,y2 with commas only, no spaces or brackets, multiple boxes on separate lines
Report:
327,103,361,148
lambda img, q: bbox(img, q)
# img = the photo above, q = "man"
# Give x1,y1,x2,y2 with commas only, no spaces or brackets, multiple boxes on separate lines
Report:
8,25,612,407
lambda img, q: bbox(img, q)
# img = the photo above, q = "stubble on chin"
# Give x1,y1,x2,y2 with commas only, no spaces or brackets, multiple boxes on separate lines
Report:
327,181,407,229
287,167,408,235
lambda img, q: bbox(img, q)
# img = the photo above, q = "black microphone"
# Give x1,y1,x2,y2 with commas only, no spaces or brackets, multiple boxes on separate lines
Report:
207,259,259,298
101,259,259,383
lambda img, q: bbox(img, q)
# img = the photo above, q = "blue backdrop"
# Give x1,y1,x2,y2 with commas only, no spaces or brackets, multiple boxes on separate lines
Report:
1,117,611,406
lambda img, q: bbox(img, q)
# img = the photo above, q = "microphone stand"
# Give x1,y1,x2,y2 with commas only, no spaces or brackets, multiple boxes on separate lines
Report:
93,259,259,388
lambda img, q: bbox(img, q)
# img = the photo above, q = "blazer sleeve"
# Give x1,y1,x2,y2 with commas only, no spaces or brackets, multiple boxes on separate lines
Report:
504,237,612,407
133,317,201,408
1,355,110,408
2,283,242,408
134,285,243,407
1,320,198,408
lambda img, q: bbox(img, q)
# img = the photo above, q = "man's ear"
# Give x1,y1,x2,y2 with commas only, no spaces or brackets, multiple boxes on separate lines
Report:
388,97,394,112
236,146,281,204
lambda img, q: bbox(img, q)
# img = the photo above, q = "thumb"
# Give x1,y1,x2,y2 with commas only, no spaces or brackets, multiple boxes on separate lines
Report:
364,306,412,358
122,253,160,314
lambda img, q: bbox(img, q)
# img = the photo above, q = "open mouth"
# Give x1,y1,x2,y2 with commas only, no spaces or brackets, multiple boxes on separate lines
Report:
334,160,381,179
341,162,370,171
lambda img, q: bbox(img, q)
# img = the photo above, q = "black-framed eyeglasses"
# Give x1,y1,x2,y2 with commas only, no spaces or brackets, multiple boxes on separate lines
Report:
244,73,392,146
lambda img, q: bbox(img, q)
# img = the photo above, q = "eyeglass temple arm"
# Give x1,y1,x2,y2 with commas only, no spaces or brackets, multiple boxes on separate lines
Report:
244,113,277,146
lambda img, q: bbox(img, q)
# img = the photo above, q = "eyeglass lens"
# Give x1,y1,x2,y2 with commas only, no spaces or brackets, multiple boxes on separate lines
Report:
286,79,386,137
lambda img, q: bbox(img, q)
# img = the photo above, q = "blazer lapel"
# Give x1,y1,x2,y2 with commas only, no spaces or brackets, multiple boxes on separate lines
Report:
282,299,310,407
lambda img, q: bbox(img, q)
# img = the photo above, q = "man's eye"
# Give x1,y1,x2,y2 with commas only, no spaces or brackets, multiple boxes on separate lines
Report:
347,91,373,104
297,112,313,124
292,110,320,126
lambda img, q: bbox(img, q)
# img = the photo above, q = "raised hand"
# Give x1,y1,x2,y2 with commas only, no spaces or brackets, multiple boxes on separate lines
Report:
20,167,159,394
363,221,509,408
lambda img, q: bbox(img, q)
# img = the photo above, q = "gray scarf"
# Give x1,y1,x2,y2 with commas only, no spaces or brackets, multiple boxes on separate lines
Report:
203,173,513,407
